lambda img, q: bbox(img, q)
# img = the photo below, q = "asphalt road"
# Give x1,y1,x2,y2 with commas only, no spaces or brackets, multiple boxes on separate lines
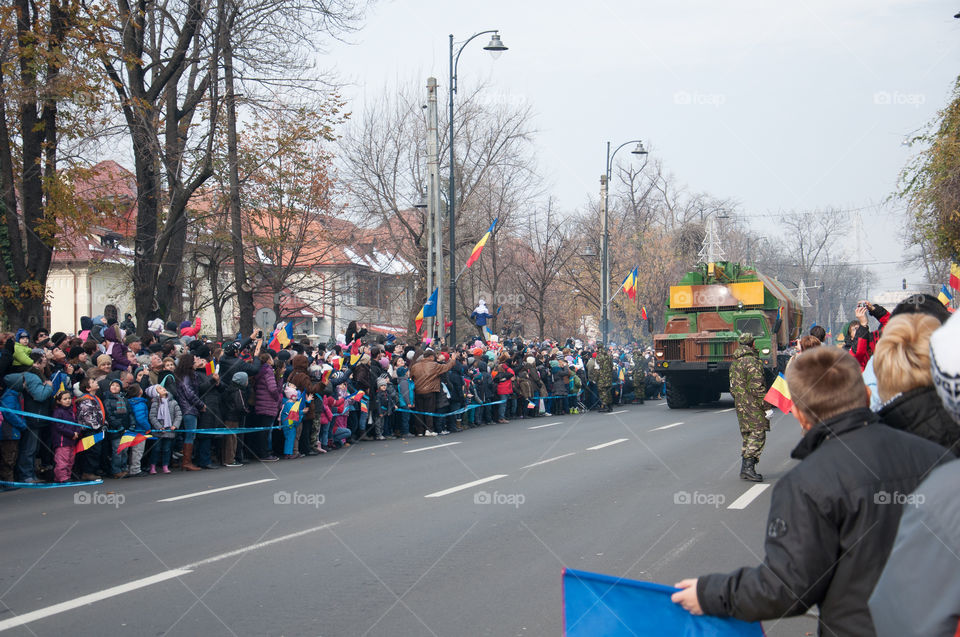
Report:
0,397,819,636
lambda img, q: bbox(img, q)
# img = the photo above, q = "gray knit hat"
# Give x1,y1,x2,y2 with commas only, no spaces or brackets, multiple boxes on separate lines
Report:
930,311,960,424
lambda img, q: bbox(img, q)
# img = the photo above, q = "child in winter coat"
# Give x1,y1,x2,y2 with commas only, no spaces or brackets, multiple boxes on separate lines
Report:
126,384,151,477
395,367,415,438
50,391,82,482
75,378,106,481
330,397,351,448
374,377,396,440
278,384,302,459
102,378,132,478
317,393,335,453
147,384,181,473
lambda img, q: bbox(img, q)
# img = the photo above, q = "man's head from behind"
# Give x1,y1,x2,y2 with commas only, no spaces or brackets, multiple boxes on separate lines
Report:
786,346,868,430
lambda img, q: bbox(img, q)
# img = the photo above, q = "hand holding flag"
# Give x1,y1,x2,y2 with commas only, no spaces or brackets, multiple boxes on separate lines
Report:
764,373,793,413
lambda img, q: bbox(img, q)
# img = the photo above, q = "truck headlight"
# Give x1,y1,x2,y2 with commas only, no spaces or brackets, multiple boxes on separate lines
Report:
761,348,770,355
655,351,664,358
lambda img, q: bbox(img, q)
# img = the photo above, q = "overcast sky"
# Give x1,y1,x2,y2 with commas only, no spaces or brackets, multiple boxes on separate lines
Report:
325,0,960,294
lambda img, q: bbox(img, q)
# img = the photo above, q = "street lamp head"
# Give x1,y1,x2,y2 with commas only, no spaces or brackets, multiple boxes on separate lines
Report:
631,141,648,156
413,194,428,209
483,33,508,59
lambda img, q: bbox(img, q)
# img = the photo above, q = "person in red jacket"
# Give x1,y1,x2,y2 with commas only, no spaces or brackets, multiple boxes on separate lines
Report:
493,362,515,423
848,301,889,370
179,317,202,339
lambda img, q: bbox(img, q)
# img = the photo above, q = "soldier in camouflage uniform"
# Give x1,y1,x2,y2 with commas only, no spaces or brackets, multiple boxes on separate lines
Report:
729,332,769,482
595,344,614,412
631,348,646,404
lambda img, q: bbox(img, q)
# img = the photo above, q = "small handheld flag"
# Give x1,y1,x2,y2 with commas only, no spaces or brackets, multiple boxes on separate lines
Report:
465,219,497,268
116,432,151,453
950,262,960,291
562,568,763,636
268,322,294,352
938,284,954,307
640,306,648,321
527,400,536,410
764,372,793,413
204,360,216,376
76,431,104,452
415,288,439,333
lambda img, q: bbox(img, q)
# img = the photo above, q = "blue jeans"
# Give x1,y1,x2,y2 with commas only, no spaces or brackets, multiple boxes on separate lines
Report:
16,425,43,480
183,414,198,444
396,410,410,435
194,435,212,466
320,420,332,447
110,433,128,475
497,399,507,420
150,439,173,466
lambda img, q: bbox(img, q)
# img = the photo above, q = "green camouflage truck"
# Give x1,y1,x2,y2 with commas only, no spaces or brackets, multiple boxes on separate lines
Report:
652,260,802,409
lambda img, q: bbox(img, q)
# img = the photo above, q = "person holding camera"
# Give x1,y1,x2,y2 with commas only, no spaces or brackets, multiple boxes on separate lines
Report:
848,300,890,371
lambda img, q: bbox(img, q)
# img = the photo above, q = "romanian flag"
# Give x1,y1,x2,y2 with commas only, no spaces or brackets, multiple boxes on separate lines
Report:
330,356,342,371
939,284,954,307
620,267,637,301
204,360,216,376
465,219,497,268
76,431,104,452
359,397,369,413
764,372,793,413
527,400,536,410
346,390,365,403
268,322,294,352
415,287,439,333
950,262,960,291
287,396,302,424
349,338,362,366
116,432,151,453
640,306,648,321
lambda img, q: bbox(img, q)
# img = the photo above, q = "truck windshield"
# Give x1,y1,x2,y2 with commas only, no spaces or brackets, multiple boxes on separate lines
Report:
736,317,766,337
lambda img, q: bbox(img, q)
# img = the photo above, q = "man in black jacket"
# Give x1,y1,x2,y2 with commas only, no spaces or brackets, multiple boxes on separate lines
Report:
671,346,949,637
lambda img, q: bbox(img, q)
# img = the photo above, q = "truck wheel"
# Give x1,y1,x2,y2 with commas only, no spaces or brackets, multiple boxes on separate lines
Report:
666,378,690,409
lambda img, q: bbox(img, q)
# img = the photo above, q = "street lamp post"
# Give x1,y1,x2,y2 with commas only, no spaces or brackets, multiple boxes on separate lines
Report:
448,30,507,347
601,139,647,346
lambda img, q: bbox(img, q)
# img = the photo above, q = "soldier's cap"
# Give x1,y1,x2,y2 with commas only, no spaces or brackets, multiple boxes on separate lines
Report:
738,332,755,345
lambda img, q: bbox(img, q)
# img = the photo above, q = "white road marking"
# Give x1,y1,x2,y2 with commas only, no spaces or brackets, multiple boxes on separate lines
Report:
586,438,629,451
183,521,340,568
607,409,628,415
727,484,771,510
527,421,562,430
0,570,193,632
650,421,684,431
521,453,576,469
403,441,462,454
0,521,340,632
424,474,508,498
157,478,276,503
717,407,735,413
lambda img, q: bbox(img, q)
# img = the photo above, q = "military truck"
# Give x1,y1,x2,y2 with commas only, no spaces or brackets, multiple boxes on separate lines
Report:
652,260,802,409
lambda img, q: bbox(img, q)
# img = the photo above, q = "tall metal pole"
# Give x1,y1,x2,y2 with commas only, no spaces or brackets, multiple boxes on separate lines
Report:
426,77,442,337
448,34,457,346
601,142,610,346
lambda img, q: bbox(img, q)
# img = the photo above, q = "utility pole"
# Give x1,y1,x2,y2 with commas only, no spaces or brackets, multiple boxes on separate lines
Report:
426,77,443,336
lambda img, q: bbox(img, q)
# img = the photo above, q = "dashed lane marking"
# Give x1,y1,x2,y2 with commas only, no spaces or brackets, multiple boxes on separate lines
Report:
527,421,562,430
521,453,576,469
424,474,508,498
649,421,684,432
727,484,771,510
157,478,277,503
607,409,628,415
403,442,462,454
586,438,629,451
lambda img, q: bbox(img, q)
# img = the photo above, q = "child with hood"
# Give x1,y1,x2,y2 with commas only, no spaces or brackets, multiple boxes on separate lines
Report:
50,391,82,482
102,377,132,478
125,384,151,477
470,300,494,339
278,383,302,459
11,329,35,371
374,376,396,440
147,383,181,473
317,391,335,453
395,366,415,438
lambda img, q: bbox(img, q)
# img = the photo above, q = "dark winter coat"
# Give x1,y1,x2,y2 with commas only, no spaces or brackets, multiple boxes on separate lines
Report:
198,376,223,428
0,381,26,440
128,396,151,433
102,326,130,372
50,404,82,448
252,364,281,417
175,371,206,417
879,386,960,456
221,383,249,424
102,391,132,432
697,408,948,637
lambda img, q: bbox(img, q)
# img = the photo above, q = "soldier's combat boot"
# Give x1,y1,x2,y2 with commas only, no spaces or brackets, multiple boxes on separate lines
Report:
739,457,763,482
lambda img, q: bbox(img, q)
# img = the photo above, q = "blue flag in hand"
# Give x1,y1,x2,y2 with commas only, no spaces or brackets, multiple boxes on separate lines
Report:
562,568,764,636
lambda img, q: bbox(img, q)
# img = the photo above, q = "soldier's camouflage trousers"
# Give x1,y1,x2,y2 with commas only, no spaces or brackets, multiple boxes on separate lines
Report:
598,385,612,407
740,422,767,460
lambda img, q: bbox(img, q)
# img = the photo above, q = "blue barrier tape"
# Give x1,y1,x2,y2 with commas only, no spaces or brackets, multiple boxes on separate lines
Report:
396,399,506,418
0,406,99,429
1,479,103,489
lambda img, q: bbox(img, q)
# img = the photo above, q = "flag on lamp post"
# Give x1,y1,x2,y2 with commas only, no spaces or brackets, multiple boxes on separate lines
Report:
465,219,497,268
415,288,439,333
